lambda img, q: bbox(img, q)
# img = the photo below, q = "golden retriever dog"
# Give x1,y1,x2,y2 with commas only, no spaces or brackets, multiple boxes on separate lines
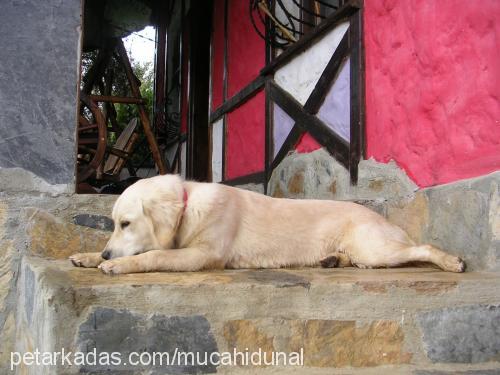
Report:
70,174,466,274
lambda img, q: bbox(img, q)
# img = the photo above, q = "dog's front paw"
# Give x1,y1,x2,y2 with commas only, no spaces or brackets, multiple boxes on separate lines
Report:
98,259,125,275
98,257,135,275
69,253,103,268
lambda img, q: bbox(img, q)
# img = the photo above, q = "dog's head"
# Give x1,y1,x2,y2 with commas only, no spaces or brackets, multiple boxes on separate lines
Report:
102,174,185,260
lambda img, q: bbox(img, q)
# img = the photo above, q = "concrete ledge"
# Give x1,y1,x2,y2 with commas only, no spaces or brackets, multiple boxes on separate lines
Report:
15,256,500,374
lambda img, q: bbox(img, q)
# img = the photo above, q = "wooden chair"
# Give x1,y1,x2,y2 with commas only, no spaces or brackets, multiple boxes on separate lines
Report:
103,117,139,179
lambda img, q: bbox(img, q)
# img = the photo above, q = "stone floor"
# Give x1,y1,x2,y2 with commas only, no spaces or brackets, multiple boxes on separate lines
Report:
15,256,500,374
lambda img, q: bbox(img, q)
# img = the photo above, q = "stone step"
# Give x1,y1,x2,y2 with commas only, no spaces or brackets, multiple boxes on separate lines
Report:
15,256,500,374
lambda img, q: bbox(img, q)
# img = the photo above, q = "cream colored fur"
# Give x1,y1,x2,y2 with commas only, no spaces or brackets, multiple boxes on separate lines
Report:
70,174,466,274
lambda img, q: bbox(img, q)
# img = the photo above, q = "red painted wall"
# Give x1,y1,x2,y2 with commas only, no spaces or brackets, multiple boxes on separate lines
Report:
211,0,225,110
227,0,265,97
180,25,189,134
364,0,500,187
226,91,265,179
221,0,266,179
296,133,322,153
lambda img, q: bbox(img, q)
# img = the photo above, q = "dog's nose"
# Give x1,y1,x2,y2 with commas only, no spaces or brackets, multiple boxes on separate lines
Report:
102,250,111,260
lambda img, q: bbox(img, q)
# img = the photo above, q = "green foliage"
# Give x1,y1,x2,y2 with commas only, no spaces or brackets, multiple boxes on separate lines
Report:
115,60,154,125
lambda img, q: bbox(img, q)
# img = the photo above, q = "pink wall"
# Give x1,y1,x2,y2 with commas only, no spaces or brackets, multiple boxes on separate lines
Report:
180,25,189,134
222,0,266,179
364,0,500,187
226,91,265,179
296,132,322,153
227,0,265,97
210,0,225,111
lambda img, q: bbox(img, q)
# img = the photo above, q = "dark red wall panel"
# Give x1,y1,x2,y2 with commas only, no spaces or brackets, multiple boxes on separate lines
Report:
365,0,500,187
295,132,322,153
227,0,265,98
180,25,189,134
210,0,225,111
226,90,265,179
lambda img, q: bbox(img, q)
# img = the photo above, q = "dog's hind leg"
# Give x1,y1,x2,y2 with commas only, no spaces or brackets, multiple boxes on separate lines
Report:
319,252,352,268
69,252,104,268
404,244,465,272
352,243,466,273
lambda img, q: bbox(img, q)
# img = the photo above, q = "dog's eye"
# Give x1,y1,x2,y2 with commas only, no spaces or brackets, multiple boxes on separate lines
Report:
120,221,130,229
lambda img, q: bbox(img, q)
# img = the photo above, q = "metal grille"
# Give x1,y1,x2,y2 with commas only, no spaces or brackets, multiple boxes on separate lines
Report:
250,0,346,49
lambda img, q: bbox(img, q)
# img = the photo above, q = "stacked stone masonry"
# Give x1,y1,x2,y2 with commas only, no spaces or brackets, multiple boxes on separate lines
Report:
0,151,498,372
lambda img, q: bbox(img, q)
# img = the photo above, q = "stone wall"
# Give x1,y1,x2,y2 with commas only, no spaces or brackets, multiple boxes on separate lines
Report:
0,0,82,188
0,191,116,372
0,1,82,367
14,257,500,373
0,153,498,371
0,150,498,372
0,0,83,373
268,149,500,272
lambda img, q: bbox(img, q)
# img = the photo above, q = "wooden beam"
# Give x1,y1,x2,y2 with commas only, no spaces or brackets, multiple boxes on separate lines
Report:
77,145,96,154
222,171,265,186
78,124,99,132
263,0,274,193
154,0,169,136
112,132,140,175
268,81,350,168
270,124,304,170
348,9,365,184
298,115,350,168
82,43,113,95
78,92,108,182
103,68,120,133
106,147,130,159
210,75,268,123
260,0,360,75
264,83,272,194
79,115,91,127
303,31,349,114
185,1,212,181
223,0,229,102
222,116,227,181
78,138,99,145
89,95,145,104
116,39,167,174
221,0,228,181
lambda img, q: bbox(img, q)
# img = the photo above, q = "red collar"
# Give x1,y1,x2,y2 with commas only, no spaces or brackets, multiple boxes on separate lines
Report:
182,188,188,213
175,188,188,247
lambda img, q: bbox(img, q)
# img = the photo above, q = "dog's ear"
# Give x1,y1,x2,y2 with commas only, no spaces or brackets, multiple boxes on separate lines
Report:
142,194,183,249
